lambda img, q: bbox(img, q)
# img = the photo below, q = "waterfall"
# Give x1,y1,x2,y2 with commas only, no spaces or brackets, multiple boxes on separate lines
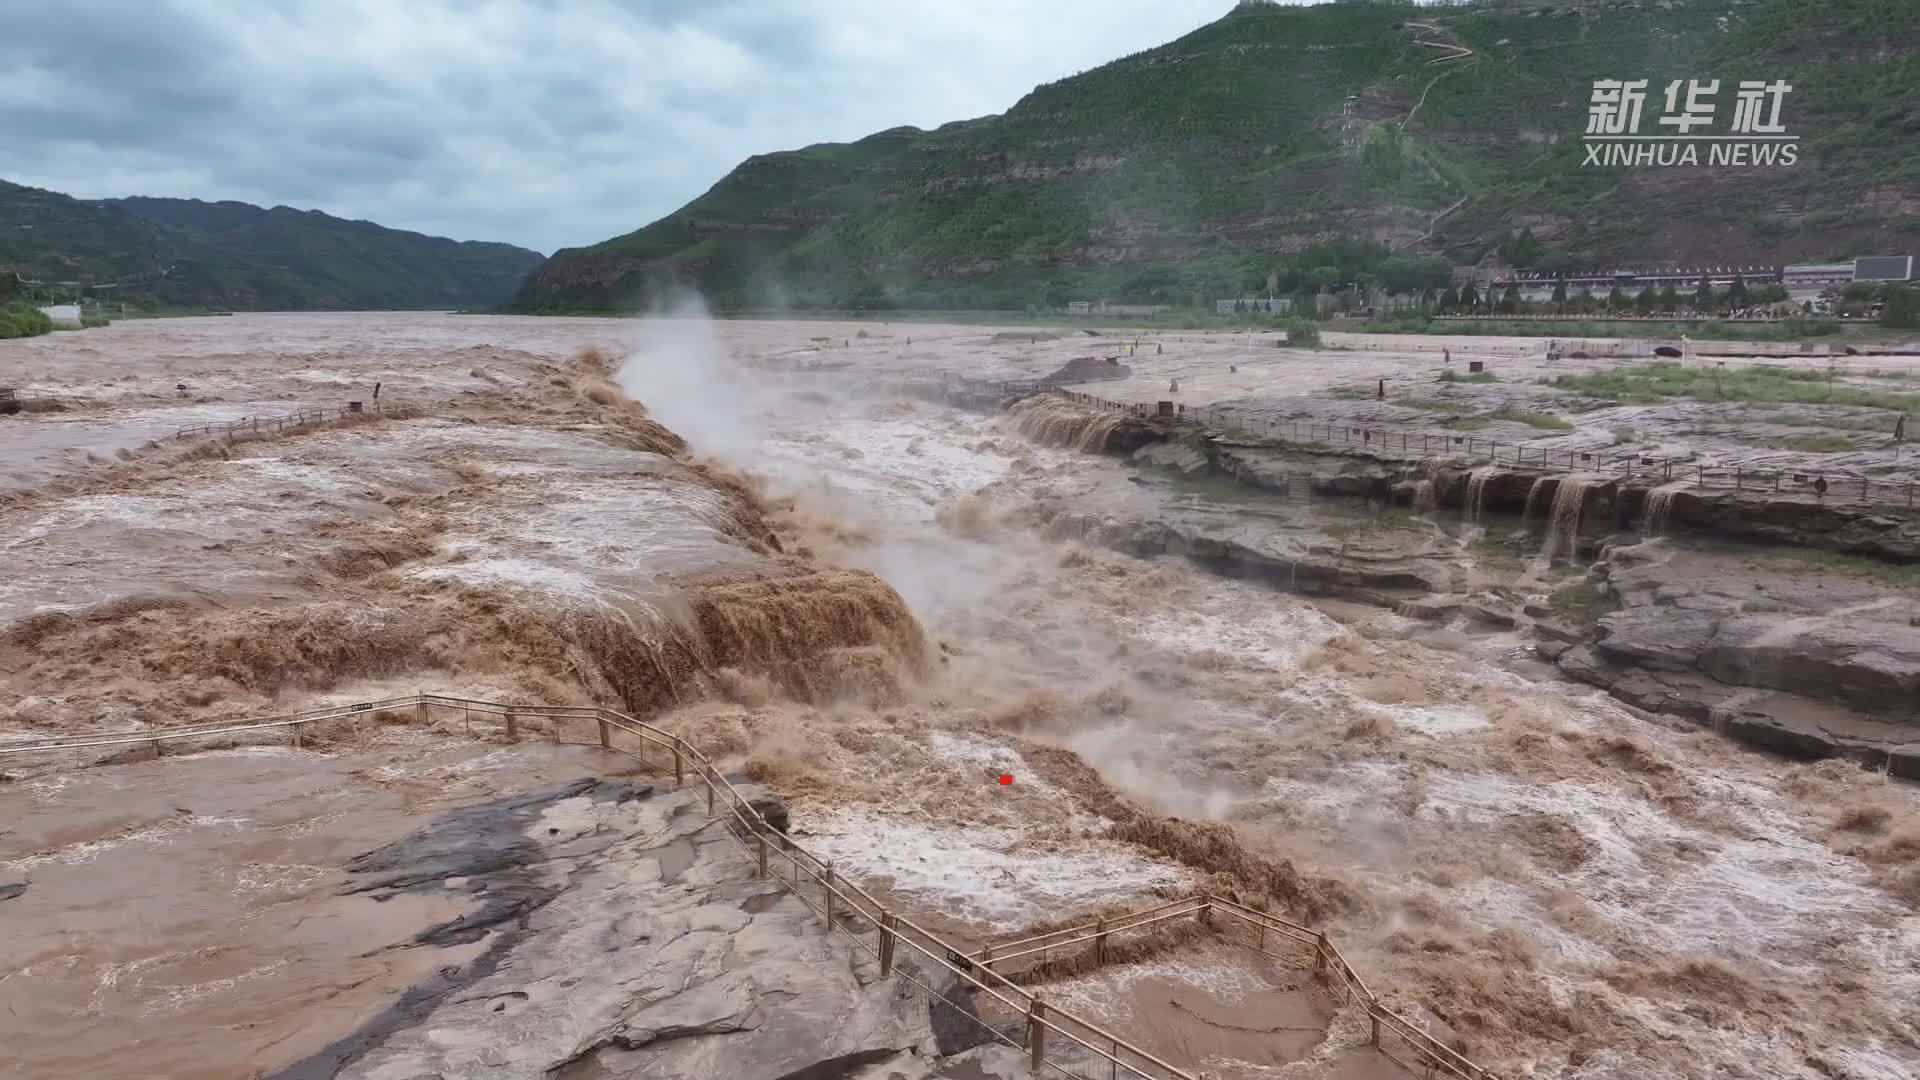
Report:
1413,479,1436,511
1521,476,1552,530
1542,477,1600,562
1643,483,1684,537
1464,467,1497,524
1012,397,1124,452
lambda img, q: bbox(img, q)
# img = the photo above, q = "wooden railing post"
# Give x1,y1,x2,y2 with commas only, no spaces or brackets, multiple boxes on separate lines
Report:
1028,995,1047,1069
415,697,428,726
981,943,995,974
879,912,897,977
597,715,611,748
504,708,518,741
1199,899,1213,929
756,831,769,879
1094,917,1108,967
673,741,684,787
706,777,715,816
1315,931,1330,975
1370,1011,1381,1047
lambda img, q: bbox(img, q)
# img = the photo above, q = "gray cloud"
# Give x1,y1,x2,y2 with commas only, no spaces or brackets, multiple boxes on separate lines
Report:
0,1,1242,253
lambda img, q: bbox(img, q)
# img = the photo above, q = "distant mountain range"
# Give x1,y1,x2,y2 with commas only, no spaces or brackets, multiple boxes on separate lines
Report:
0,179,545,310
513,0,1919,313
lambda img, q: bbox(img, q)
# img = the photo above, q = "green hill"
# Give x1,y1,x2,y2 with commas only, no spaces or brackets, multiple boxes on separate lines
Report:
0,180,546,310
513,0,1920,313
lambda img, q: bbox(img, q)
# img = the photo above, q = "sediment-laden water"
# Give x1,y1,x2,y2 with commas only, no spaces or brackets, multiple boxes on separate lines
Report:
2,314,1915,1080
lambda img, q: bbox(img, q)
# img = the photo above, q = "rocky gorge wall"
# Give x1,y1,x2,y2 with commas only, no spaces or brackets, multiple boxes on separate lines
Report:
1003,396,1920,780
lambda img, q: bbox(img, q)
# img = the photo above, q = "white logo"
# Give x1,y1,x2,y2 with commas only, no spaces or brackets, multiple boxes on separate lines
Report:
1583,76,1797,167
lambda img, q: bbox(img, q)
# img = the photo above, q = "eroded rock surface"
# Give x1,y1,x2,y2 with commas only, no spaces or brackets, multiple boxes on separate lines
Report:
272,779,938,1080
1559,543,1920,775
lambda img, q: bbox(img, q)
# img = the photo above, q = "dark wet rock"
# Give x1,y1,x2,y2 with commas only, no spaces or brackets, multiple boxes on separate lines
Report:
770,1048,907,1080
1661,488,1920,561
1535,639,1574,662
1700,618,1920,718
926,971,1000,1056
1533,619,1589,645
1555,645,1728,722
1712,709,1838,760
1595,608,1720,672
1042,356,1131,384
0,881,26,902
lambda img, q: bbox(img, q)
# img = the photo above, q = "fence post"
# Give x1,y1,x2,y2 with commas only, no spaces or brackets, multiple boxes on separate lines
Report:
673,741,684,786
1028,995,1048,1069
879,911,897,977
415,697,428,726
981,943,995,974
1094,916,1108,966
1198,899,1212,929
1315,932,1330,976
504,708,518,741
1371,1011,1381,1047
706,777,715,816
824,860,836,929
597,715,611,748
756,831,769,879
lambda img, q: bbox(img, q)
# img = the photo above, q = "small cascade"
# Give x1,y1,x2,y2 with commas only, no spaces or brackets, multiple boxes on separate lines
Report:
1011,398,1124,452
1643,484,1684,537
1521,476,1552,530
1413,479,1437,511
1542,477,1600,562
1464,466,1497,524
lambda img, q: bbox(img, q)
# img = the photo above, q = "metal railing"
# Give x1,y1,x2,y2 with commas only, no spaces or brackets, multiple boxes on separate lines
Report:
3,692,1500,1080
1037,387,1920,508
170,401,405,440
974,895,1494,1080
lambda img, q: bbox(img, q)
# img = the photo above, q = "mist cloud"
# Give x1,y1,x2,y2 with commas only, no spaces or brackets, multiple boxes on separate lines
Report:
1,0,1246,253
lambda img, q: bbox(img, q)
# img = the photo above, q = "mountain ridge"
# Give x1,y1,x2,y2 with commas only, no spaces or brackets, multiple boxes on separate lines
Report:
0,179,546,311
513,0,1920,313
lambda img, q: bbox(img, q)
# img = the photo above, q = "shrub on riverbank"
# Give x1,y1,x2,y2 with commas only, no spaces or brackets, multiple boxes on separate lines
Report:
0,304,53,338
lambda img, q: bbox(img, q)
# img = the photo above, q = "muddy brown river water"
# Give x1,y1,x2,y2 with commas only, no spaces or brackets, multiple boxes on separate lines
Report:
2,314,1917,1080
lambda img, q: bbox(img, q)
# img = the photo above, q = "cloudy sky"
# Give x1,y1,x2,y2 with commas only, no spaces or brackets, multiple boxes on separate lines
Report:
0,1,1249,254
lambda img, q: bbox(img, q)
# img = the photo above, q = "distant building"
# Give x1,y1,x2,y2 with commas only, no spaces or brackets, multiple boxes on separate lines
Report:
1069,301,1171,317
1216,297,1294,315
1783,262,1855,289
1854,255,1915,283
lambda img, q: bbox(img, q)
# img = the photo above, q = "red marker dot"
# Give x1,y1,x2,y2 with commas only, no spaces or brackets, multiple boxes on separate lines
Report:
998,774,1014,785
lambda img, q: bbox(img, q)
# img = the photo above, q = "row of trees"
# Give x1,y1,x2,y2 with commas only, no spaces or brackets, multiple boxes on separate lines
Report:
1438,275,1792,316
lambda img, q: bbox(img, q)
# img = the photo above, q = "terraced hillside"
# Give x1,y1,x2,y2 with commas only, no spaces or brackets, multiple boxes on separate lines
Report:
514,0,1920,313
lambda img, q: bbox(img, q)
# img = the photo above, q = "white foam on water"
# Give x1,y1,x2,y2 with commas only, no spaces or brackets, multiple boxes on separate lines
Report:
1361,702,1490,736
1260,761,1410,820
792,805,1189,930
407,557,603,600
1420,771,1902,957
1041,949,1287,1019
1129,606,1338,672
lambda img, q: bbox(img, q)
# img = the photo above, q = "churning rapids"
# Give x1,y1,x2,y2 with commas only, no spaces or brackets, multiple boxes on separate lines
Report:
1,313,1916,1080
